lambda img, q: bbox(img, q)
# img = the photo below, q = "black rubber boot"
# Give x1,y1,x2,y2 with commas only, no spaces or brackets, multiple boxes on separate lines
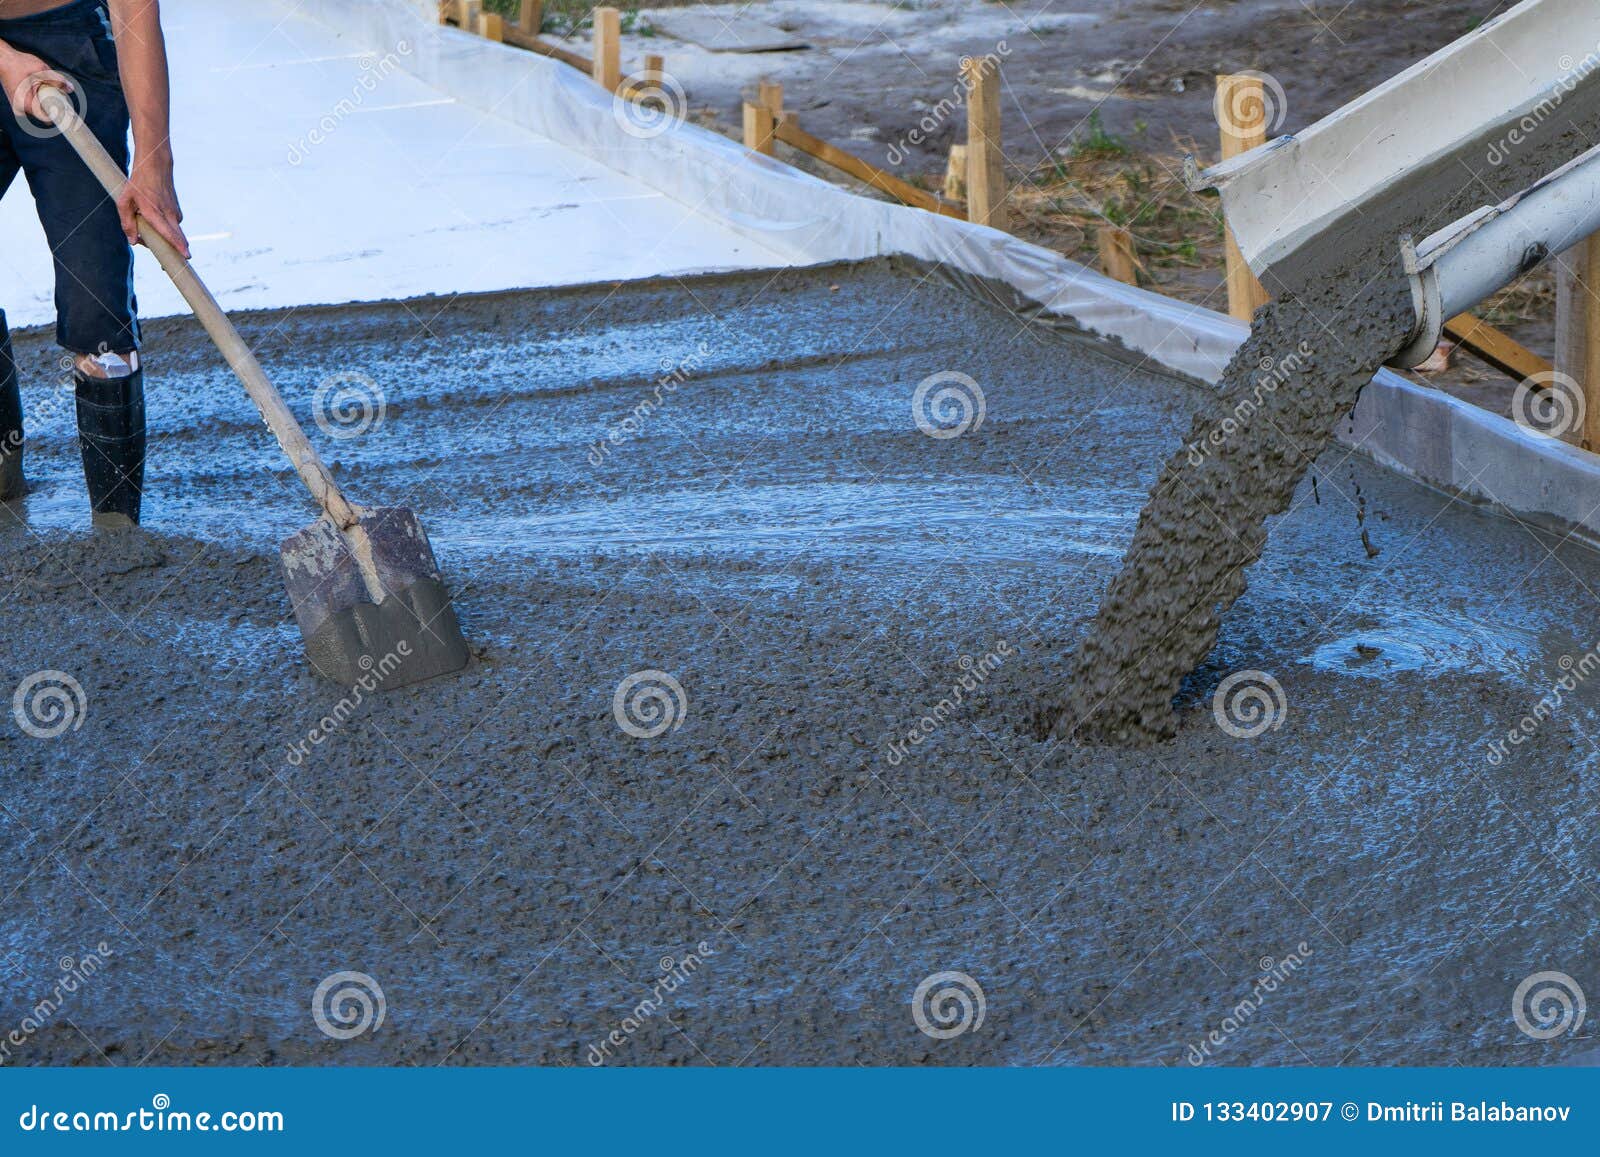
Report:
74,364,145,529
0,314,24,502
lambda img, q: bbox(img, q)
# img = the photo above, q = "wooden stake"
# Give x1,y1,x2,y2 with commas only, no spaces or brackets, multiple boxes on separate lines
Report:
743,101,776,156
593,6,621,92
943,143,967,201
462,0,482,33
759,78,784,121
1584,237,1600,451
1097,224,1138,285
1217,73,1271,322
518,0,543,31
964,55,1005,230
479,11,504,41
643,53,664,86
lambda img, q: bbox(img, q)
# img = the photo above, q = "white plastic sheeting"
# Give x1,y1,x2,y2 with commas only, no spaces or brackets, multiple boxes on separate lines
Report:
301,0,1600,545
0,0,786,329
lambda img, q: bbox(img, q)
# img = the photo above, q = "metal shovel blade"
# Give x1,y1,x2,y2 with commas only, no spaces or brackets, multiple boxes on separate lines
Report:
280,507,469,689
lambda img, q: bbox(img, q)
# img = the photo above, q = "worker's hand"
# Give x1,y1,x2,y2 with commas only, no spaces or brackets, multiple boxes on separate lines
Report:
0,52,73,124
119,153,189,259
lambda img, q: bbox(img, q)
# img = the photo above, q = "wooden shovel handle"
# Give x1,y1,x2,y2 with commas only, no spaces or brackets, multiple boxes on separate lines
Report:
40,88,361,530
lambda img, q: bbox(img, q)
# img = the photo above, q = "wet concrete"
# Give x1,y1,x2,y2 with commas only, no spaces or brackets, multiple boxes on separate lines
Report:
1058,70,1600,744
1,260,1598,1066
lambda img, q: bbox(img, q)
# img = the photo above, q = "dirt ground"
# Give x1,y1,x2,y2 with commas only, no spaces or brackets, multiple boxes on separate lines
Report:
599,0,1547,409
3,261,1599,1066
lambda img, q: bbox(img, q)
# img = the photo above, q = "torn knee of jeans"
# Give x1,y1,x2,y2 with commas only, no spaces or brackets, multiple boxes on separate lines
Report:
74,351,140,379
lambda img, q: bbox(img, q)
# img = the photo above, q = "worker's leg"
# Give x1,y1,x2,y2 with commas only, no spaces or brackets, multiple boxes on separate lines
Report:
1,2,143,525
0,133,23,502
0,310,22,503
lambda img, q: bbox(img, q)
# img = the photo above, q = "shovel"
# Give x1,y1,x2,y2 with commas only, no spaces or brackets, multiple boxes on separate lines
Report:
42,89,470,689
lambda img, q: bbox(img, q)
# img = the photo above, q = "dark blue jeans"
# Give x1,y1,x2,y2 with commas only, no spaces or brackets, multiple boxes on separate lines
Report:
0,0,138,354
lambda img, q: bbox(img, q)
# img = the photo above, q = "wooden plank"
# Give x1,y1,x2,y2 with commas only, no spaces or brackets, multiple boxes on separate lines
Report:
502,23,591,71
772,119,964,219
743,101,776,156
1216,73,1271,322
593,6,621,92
963,56,1005,230
1097,224,1139,285
1441,312,1553,385
517,0,542,31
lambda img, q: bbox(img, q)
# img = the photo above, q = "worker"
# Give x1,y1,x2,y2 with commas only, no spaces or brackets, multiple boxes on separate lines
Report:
0,0,187,527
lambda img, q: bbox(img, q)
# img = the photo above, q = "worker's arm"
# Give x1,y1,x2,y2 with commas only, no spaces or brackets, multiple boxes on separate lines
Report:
108,0,188,256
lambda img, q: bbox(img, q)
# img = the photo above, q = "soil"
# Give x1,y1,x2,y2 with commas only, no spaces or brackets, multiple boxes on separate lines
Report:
2,261,1598,1066
629,0,1555,409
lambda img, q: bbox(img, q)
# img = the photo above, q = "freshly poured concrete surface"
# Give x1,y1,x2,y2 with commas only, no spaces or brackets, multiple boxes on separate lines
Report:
0,0,785,328
2,262,1598,1065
